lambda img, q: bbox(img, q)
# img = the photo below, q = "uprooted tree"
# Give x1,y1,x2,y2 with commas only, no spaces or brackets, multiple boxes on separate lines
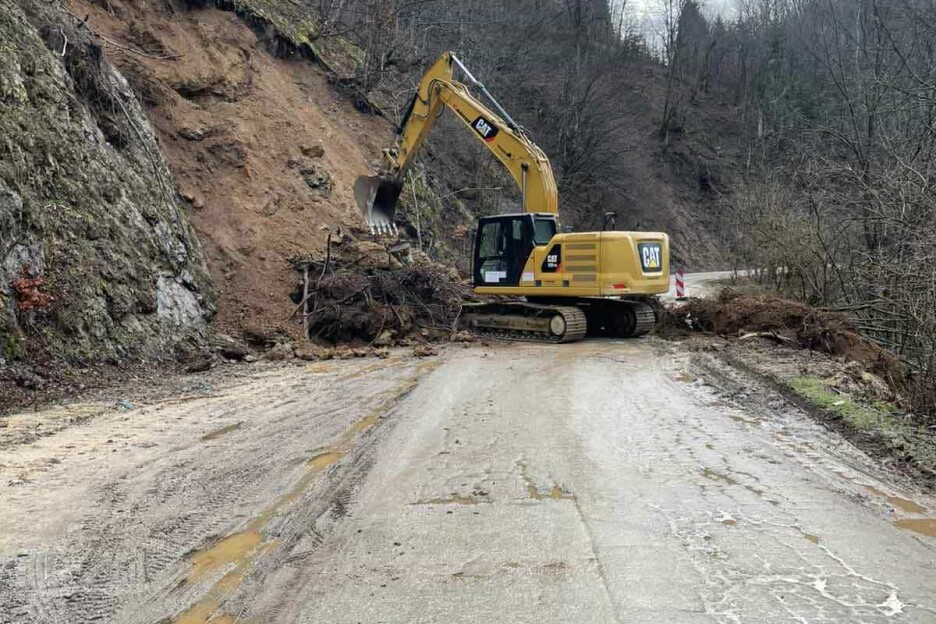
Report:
295,238,472,345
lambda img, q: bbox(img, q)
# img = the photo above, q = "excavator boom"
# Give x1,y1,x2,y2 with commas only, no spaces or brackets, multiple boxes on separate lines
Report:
357,52,557,232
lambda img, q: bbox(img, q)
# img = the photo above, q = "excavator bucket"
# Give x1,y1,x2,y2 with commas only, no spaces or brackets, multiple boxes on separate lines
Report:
354,175,402,236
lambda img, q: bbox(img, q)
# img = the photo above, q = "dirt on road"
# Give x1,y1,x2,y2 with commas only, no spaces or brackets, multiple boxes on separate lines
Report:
2,340,935,623
0,354,439,623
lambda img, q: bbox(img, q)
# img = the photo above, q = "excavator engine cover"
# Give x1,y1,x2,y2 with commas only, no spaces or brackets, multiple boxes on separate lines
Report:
354,175,402,235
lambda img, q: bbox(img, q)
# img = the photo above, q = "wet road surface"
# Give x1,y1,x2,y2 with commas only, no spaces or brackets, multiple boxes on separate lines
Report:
286,342,936,623
2,341,934,623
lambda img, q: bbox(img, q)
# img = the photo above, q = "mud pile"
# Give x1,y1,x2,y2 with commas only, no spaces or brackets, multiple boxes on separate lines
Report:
666,290,905,388
300,237,473,345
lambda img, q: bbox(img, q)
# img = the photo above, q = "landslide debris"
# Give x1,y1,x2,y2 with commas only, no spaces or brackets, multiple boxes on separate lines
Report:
297,237,473,346
666,289,907,402
0,0,213,370
666,290,936,478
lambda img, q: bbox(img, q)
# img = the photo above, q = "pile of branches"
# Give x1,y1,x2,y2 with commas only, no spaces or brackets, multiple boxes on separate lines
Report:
297,243,473,345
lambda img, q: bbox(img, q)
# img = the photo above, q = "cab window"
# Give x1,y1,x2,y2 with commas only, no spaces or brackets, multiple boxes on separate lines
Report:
533,218,556,245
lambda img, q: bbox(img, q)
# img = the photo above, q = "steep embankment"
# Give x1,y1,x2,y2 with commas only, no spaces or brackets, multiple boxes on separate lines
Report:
70,0,391,337
0,0,212,371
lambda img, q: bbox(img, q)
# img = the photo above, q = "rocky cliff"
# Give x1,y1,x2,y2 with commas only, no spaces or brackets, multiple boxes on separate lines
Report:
0,0,213,367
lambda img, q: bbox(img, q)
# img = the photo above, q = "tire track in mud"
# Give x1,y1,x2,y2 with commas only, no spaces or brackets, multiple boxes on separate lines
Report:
157,362,439,624
0,357,440,624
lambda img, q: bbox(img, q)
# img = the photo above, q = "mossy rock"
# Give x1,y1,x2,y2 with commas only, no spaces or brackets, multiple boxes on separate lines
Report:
0,0,214,364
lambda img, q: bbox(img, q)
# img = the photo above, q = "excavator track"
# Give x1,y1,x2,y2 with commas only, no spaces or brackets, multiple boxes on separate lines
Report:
459,302,587,343
626,301,657,337
576,298,656,338
523,297,657,339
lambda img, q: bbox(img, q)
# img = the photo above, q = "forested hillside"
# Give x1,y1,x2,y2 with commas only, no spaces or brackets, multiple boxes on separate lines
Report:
3,0,934,413
326,0,743,268
682,0,936,415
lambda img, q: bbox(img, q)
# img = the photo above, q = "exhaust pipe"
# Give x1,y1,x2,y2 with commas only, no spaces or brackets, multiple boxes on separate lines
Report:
354,175,402,236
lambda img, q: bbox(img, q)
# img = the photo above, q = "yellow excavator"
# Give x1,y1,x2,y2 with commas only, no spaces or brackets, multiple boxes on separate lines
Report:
356,52,670,343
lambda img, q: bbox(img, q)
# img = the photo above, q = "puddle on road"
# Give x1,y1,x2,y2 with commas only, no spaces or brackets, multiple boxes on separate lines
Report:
528,484,574,501
894,518,936,537
174,442,352,623
797,528,821,544
702,467,738,486
413,493,487,506
729,413,762,426
306,356,403,379
201,422,242,441
177,536,273,624
176,600,226,624
309,450,345,471
517,460,574,501
721,518,737,526
188,531,262,580
829,472,933,538
351,414,380,434
863,485,927,514
341,359,403,381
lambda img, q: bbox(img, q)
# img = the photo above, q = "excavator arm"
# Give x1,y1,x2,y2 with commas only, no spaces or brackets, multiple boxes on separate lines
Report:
357,52,558,233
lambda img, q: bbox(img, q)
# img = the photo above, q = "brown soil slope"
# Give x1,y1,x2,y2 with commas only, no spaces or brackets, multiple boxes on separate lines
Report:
71,0,391,337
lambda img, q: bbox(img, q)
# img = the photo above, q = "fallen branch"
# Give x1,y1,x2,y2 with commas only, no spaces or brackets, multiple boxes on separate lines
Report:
99,35,182,60
301,263,310,337
738,331,798,346
288,234,332,322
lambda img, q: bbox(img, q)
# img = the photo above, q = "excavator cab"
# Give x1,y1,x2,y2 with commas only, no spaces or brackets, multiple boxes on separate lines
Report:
473,214,556,287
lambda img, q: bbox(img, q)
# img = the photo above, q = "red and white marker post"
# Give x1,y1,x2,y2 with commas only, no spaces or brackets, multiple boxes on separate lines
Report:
675,268,687,300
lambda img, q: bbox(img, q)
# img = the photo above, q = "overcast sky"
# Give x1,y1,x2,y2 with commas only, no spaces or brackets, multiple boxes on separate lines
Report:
620,0,736,53
626,0,736,20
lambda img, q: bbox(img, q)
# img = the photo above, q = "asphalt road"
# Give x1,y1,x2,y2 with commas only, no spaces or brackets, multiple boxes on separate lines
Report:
2,341,934,623
662,270,747,300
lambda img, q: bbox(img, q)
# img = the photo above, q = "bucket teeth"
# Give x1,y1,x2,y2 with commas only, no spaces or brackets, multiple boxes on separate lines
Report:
369,220,397,237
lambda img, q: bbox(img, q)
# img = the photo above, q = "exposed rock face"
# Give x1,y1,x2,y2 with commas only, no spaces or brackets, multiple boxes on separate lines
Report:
0,0,213,363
